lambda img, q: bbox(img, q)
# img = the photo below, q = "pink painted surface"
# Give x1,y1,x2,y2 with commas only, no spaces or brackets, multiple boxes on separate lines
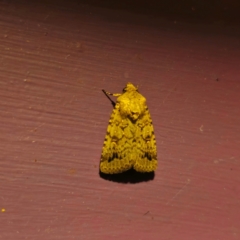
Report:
0,1,240,239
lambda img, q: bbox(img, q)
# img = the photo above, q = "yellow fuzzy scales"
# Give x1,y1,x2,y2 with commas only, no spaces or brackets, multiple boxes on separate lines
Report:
100,83,157,174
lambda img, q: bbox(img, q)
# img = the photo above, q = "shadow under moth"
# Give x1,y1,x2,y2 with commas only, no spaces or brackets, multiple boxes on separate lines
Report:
100,82,157,174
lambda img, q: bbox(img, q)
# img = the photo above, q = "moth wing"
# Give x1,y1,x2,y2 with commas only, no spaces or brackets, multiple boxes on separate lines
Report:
133,109,158,172
100,105,134,174
100,106,157,174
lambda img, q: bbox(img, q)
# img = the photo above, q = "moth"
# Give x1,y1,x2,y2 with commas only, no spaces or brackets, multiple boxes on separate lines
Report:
100,82,157,174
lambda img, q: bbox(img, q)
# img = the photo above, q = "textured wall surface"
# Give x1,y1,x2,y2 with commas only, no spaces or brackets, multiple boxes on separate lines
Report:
1,1,240,239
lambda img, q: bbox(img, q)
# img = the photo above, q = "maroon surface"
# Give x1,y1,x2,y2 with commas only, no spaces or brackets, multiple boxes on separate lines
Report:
1,1,240,239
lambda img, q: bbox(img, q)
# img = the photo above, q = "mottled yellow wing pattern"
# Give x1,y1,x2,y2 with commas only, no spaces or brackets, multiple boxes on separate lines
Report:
100,83,157,174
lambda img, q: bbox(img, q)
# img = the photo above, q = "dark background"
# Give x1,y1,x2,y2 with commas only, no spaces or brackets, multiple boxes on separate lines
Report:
1,0,240,239
79,0,240,24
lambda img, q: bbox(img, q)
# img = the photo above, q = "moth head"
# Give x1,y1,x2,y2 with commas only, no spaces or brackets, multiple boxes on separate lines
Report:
122,82,138,93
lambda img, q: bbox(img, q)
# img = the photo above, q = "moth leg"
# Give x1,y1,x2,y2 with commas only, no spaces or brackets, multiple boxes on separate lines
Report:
102,89,121,97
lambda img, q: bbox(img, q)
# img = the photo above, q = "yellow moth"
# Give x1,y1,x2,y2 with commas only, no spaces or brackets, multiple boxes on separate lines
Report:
100,82,157,174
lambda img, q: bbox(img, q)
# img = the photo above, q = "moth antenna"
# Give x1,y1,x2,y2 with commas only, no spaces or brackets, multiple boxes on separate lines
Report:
102,89,116,107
